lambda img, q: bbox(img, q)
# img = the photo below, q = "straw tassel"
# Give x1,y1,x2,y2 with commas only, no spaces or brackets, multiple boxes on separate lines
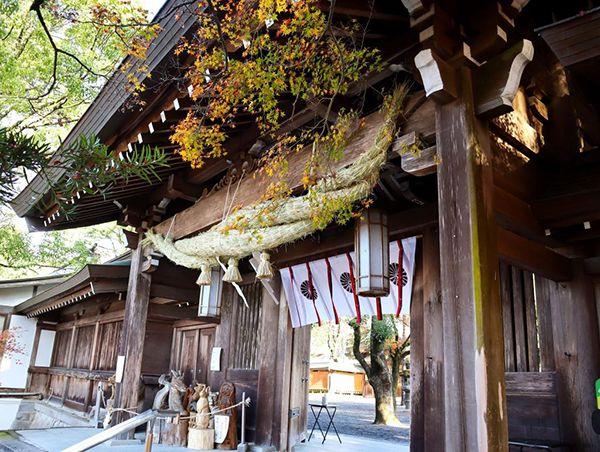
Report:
256,252,274,280
196,262,212,286
223,258,242,283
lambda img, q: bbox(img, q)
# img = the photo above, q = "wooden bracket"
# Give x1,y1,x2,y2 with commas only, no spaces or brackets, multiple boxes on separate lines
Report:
166,174,203,203
414,48,458,104
142,252,163,273
400,0,430,16
509,0,530,12
122,229,140,250
474,39,534,118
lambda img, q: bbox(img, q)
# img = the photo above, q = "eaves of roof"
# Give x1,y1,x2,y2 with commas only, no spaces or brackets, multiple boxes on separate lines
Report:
14,263,130,314
10,0,199,219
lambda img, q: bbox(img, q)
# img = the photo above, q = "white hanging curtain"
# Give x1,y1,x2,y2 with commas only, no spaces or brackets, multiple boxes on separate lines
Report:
280,237,417,328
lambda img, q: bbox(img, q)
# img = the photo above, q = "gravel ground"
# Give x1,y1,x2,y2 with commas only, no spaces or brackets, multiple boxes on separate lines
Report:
307,393,410,445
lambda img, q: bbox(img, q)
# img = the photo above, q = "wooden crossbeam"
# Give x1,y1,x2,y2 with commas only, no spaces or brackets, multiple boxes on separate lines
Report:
497,228,571,282
153,94,433,239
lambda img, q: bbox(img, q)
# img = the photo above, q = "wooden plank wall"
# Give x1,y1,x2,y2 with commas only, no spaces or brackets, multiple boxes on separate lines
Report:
29,301,173,414
535,264,600,450
506,372,561,444
500,262,544,373
208,281,264,443
499,260,562,445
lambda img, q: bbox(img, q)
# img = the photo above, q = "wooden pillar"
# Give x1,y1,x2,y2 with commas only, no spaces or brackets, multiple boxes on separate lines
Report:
536,264,600,450
255,282,281,446
410,239,425,452
411,229,445,452
436,67,508,451
422,227,444,449
272,284,294,451
113,241,152,432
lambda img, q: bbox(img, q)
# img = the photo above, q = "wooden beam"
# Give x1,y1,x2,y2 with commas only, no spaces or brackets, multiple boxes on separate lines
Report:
401,145,437,176
436,67,508,450
148,303,198,320
149,283,198,302
474,40,534,118
153,97,429,240
271,204,437,268
496,228,571,282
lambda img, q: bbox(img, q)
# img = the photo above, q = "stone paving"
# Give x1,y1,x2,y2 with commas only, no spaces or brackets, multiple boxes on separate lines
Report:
306,393,410,445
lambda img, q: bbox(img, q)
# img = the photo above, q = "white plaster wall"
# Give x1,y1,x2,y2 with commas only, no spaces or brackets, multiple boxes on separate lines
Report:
34,330,55,367
0,315,37,389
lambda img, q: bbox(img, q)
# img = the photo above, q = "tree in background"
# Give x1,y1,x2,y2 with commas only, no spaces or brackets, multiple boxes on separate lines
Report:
0,1,167,212
389,318,410,410
350,315,407,426
310,322,353,362
0,0,152,141
0,208,126,279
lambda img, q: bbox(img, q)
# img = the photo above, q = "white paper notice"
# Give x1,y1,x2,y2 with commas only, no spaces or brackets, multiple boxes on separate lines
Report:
214,414,229,443
115,355,125,383
210,347,222,371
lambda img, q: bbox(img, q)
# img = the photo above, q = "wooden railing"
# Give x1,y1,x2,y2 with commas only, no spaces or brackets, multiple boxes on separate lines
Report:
62,409,178,452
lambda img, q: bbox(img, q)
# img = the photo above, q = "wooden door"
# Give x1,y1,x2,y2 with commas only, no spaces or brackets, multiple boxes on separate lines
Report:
287,325,311,449
171,324,215,386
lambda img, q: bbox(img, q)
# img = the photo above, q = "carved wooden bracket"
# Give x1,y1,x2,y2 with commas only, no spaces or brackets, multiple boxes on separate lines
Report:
510,0,530,12
474,39,534,118
142,252,162,273
400,0,430,16
414,48,458,104
122,229,140,250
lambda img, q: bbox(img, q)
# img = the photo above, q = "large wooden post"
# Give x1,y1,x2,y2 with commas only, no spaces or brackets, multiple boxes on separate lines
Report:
422,226,444,449
410,239,425,451
435,67,508,451
411,229,445,451
113,240,152,433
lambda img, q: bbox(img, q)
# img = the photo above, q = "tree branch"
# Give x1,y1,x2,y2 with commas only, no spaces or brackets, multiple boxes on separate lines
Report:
350,320,371,376
29,1,106,100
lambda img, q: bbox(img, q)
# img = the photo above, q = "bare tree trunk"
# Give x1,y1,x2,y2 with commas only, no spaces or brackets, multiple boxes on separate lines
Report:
350,318,401,426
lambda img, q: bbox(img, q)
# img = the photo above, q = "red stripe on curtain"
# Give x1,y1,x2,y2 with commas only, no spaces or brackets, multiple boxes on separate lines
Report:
325,258,340,324
345,253,362,323
376,297,382,320
288,267,303,324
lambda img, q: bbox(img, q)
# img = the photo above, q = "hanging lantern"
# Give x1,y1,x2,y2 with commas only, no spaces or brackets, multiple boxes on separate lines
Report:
198,268,223,318
354,208,390,297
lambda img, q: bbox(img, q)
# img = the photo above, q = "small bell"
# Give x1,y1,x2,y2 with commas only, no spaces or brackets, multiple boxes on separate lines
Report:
222,258,242,283
256,252,274,280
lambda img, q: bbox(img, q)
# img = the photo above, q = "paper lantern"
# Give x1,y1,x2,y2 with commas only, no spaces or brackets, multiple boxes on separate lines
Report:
198,268,223,318
354,208,390,297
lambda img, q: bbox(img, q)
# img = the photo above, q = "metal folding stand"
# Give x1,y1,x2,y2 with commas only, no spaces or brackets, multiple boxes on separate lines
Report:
307,403,342,444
